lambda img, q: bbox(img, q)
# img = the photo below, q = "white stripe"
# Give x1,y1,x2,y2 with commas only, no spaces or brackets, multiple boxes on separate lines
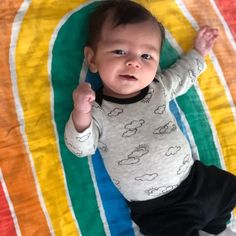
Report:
0,169,22,236
209,0,236,52
79,59,88,83
229,214,236,232
9,1,55,235
133,222,144,236
175,0,200,31
88,157,111,236
165,28,183,55
78,57,88,87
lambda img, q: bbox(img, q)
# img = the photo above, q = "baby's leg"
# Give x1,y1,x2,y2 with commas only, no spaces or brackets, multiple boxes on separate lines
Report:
202,214,231,234
198,164,236,235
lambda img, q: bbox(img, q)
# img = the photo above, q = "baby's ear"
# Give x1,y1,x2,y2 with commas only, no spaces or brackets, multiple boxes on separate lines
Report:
84,47,98,73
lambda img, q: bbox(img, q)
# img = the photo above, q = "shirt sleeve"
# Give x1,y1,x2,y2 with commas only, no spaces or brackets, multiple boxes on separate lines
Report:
157,49,206,101
64,112,100,157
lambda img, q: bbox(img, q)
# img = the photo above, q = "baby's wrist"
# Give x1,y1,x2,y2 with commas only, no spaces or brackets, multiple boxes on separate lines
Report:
193,47,206,57
73,107,91,115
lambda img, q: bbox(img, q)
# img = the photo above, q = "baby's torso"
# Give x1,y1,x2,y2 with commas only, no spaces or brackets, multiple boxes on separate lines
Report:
94,82,194,201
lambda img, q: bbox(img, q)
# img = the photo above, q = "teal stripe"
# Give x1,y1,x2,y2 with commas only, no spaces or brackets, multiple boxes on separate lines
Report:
51,3,106,236
160,40,221,168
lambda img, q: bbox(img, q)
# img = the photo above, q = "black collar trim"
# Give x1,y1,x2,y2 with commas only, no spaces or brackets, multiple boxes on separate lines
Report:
95,86,149,105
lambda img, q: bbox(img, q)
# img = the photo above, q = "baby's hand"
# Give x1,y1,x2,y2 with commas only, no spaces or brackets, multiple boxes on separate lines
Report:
194,26,219,57
73,82,95,114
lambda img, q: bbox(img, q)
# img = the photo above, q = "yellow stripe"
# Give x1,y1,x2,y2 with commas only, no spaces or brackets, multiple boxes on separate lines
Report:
15,0,87,234
148,0,236,173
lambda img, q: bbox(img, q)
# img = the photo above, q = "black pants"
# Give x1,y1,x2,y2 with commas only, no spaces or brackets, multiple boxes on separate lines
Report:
127,161,236,236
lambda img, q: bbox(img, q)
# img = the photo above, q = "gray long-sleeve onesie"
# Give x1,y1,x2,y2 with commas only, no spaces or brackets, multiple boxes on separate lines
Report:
65,49,206,201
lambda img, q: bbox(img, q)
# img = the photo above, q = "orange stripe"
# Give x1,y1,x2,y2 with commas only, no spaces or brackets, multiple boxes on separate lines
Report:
182,0,236,106
0,1,51,235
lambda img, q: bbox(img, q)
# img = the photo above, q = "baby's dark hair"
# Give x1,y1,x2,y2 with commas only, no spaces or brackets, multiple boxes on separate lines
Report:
86,0,165,50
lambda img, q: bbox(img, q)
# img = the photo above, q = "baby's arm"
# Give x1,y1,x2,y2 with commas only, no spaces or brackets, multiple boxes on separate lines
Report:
158,26,218,100
72,82,95,132
194,26,218,57
64,82,98,157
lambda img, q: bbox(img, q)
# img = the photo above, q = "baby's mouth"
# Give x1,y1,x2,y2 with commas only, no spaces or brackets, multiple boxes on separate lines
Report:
120,74,137,81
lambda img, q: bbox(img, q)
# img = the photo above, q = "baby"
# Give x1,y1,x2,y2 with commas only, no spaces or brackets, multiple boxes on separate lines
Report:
64,1,236,235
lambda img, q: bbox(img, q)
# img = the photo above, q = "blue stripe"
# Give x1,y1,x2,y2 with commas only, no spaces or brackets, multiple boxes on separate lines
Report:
170,100,191,144
92,151,136,236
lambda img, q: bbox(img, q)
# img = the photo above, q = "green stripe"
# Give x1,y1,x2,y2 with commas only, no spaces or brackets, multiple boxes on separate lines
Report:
51,3,106,236
160,40,221,168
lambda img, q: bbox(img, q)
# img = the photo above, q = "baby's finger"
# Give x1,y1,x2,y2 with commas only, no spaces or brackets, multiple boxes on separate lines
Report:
198,25,210,37
211,28,219,38
207,34,219,48
207,29,219,41
87,90,95,103
205,28,219,38
79,82,92,90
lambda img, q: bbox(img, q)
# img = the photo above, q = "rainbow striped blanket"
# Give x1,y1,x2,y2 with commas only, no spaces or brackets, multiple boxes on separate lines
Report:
1,0,236,235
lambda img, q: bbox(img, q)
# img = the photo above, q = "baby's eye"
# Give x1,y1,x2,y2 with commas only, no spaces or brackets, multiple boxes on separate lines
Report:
113,50,126,55
141,54,152,60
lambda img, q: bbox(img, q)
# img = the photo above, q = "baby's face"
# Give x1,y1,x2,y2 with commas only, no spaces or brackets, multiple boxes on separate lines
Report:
89,19,162,98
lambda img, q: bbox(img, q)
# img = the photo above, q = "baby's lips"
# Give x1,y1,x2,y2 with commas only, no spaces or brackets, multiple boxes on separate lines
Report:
120,74,137,80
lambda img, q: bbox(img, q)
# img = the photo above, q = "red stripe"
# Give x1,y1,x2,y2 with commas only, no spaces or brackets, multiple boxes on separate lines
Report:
214,0,236,40
0,181,17,236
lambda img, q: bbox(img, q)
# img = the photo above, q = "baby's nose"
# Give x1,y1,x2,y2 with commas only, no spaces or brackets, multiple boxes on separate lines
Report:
126,57,141,69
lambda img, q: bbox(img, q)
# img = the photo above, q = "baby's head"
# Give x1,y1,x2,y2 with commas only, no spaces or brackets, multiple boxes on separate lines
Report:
84,0,165,98
86,0,165,51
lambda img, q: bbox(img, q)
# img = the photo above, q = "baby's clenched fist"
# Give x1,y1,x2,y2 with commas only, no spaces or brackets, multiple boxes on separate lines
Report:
73,82,95,114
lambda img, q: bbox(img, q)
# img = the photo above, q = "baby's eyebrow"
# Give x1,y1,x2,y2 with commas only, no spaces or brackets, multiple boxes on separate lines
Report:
141,44,159,53
105,39,159,53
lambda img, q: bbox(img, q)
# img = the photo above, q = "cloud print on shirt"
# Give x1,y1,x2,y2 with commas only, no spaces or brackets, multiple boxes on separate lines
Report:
154,105,166,114
145,185,177,197
128,144,149,158
176,74,184,86
122,119,145,137
65,138,83,156
153,121,177,135
125,119,145,130
177,154,191,175
98,141,108,152
108,108,123,117
118,157,140,166
188,69,196,83
196,58,204,72
165,146,181,156
118,144,149,166
76,133,91,142
141,88,154,103
135,173,158,181
122,129,137,137
112,179,120,186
